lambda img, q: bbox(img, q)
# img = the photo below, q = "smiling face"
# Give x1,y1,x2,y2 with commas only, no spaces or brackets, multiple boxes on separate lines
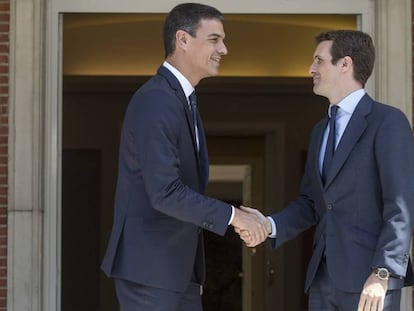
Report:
186,18,228,82
309,40,343,102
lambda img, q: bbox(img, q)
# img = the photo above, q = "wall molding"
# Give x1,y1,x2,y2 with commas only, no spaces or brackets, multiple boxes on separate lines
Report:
8,0,412,310
8,0,45,310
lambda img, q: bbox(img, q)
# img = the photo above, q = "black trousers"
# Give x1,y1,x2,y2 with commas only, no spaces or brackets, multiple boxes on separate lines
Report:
308,259,401,311
114,278,202,311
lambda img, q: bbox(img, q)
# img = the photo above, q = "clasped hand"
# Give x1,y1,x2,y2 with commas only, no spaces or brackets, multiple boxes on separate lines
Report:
231,206,271,247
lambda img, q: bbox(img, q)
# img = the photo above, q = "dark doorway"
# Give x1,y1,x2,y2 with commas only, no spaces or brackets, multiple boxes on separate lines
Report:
61,149,101,311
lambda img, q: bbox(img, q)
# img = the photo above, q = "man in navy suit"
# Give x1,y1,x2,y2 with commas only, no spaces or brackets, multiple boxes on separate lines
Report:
240,30,414,310
101,3,269,311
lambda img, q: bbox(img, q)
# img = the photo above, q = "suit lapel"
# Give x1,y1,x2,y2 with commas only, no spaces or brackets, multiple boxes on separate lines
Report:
157,66,208,188
157,66,200,154
157,66,187,102
324,94,372,188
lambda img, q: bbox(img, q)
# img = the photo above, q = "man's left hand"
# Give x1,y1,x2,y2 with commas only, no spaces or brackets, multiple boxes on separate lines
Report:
357,272,388,311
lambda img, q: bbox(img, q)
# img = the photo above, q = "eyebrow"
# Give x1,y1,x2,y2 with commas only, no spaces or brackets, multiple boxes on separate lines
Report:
207,33,224,39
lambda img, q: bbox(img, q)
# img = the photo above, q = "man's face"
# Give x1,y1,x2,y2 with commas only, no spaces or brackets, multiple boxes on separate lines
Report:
186,18,228,80
309,40,342,99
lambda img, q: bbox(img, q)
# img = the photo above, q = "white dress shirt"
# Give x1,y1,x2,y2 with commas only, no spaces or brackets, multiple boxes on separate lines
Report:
318,89,365,174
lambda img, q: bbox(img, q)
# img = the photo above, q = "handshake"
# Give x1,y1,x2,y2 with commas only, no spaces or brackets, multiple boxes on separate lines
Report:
231,206,272,247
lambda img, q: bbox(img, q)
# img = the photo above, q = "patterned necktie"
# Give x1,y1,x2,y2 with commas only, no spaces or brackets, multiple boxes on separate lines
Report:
189,91,199,151
322,105,338,183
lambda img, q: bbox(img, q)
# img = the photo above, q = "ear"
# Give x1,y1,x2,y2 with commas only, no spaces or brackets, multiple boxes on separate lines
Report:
176,30,189,51
341,56,353,72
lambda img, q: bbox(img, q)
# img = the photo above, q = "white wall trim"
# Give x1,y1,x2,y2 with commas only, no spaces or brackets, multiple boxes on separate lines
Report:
209,164,253,310
52,0,371,14
375,1,413,307
374,0,413,311
6,0,410,310
375,0,412,124
8,0,44,310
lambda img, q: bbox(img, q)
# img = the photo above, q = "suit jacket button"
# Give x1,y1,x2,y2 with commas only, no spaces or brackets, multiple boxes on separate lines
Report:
327,204,333,210
203,221,213,229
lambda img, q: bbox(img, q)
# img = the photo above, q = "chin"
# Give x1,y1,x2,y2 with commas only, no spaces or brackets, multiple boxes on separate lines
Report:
313,86,324,96
208,70,219,77
209,64,220,74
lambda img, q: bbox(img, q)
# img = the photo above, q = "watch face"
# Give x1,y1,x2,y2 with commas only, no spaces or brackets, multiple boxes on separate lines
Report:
377,268,389,280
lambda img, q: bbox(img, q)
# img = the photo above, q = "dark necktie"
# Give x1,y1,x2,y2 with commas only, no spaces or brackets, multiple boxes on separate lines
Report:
322,105,338,183
189,91,199,150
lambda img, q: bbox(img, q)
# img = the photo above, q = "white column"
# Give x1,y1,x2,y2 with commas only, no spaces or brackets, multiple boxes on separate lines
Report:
376,1,413,309
8,0,45,310
375,0,412,124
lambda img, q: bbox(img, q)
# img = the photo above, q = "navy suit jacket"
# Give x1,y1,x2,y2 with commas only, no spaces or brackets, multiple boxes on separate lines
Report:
270,94,414,293
101,66,232,292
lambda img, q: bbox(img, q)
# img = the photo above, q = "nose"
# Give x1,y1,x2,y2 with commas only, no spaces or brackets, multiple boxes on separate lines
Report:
219,41,228,55
309,62,316,75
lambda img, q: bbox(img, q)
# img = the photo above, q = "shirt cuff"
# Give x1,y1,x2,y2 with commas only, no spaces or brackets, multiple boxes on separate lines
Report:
267,216,277,238
228,205,235,225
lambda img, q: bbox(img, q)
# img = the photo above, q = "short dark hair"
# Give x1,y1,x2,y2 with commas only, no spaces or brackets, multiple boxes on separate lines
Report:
315,30,375,87
163,3,224,58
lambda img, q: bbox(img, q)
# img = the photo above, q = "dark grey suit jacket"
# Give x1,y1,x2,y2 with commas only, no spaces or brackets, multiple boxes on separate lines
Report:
101,66,232,292
270,94,414,293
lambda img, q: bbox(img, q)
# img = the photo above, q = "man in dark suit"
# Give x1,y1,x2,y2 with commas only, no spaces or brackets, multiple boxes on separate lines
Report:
240,30,414,310
101,3,269,311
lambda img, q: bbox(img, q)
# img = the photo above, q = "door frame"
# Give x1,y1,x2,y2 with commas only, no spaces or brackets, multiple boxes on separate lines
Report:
8,0,412,310
209,164,253,311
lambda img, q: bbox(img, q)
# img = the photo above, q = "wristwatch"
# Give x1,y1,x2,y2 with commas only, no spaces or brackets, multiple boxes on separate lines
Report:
374,267,390,281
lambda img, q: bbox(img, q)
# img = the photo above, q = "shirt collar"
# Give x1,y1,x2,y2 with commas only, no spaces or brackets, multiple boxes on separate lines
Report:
163,61,194,99
328,88,365,117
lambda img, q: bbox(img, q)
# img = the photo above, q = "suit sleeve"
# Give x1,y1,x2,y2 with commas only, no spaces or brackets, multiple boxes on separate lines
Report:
372,108,414,277
127,89,232,236
269,129,319,248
